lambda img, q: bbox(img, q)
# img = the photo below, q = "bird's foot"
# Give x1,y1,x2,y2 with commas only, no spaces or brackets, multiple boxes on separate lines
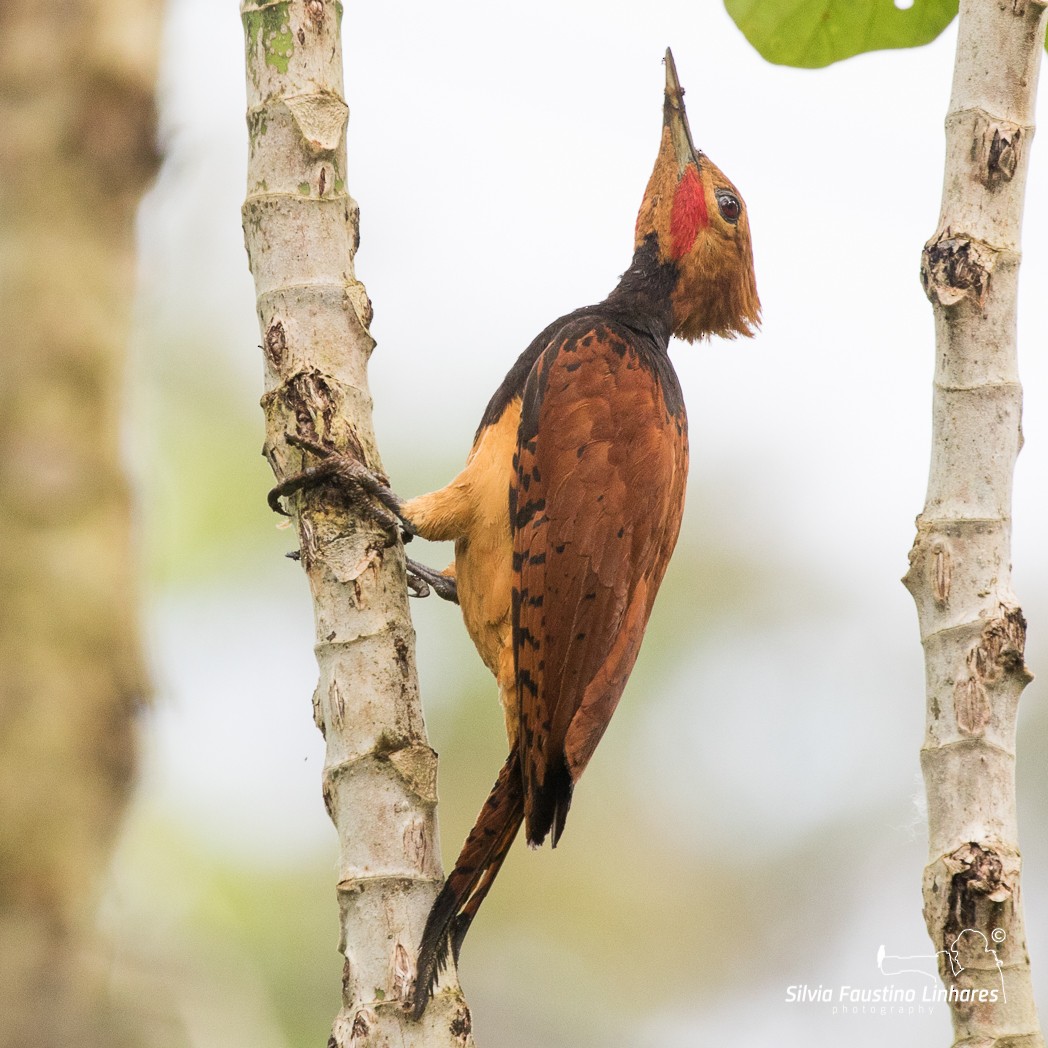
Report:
406,558,459,604
268,433,415,544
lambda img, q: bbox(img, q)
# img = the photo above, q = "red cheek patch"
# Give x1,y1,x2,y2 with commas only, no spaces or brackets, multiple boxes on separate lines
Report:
669,166,708,259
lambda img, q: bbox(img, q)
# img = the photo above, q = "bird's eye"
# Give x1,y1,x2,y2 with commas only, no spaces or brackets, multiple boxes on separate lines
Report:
716,190,740,224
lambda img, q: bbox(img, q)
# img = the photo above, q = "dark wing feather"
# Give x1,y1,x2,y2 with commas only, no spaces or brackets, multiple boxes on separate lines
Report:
512,321,689,847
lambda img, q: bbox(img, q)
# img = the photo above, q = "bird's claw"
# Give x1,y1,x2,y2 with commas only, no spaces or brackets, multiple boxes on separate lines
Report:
406,571,431,599
406,558,459,605
268,433,415,544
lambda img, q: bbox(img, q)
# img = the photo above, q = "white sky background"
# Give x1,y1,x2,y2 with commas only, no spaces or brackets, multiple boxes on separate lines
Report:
131,1,1048,1045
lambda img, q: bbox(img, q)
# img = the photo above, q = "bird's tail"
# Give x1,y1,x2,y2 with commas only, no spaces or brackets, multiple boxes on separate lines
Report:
411,751,524,1019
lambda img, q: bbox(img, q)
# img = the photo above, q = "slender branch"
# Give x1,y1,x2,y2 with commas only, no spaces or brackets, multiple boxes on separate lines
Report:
904,1,1047,1044
240,3,475,1043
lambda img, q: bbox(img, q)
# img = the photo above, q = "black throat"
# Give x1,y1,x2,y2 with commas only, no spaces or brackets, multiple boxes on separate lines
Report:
600,233,678,349
475,235,681,437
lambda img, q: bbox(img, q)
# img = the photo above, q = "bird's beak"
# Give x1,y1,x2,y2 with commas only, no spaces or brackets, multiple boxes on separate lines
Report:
663,47,700,176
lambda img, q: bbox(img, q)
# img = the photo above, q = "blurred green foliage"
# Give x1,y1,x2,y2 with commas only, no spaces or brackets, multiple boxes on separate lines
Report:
105,810,339,1047
132,331,289,589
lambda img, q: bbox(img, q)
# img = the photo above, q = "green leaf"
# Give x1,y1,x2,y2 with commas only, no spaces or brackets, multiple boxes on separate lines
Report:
725,0,958,68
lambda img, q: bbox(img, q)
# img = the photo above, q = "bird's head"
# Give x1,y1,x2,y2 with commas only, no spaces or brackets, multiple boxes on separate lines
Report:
634,49,760,342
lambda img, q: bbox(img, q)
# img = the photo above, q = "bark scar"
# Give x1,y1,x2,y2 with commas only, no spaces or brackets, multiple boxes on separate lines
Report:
264,319,287,369
954,603,1030,735
385,745,438,804
933,540,952,606
943,842,1012,944
450,1005,473,1043
980,120,1023,186
921,231,996,308
403,818,429,869
281,369,342,445
349,1007,374,1046
285,91,348,155
390,942,412,1000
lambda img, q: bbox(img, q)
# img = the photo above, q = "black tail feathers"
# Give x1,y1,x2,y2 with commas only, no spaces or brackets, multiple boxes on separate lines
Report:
523,751,574,848
411,752,524,1020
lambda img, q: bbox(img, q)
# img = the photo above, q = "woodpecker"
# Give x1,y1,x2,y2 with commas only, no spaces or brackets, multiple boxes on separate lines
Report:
270,48,759,1019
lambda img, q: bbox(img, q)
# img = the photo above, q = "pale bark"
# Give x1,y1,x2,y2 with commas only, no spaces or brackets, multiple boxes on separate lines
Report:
904,1,1047,1044
0,2,160,1047
241,3,475,1043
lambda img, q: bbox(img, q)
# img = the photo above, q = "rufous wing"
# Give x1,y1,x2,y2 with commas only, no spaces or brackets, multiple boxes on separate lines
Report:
511,320,689,847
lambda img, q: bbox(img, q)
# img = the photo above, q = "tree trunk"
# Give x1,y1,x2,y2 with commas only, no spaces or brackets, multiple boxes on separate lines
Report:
904,1,1047,1044
0,2,160,1047
241,3,475,1043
